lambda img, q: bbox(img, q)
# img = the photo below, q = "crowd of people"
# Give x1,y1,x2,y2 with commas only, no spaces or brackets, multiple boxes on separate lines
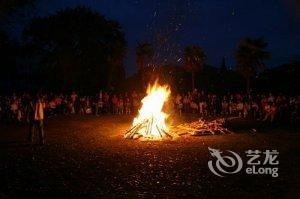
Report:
0,90,299,125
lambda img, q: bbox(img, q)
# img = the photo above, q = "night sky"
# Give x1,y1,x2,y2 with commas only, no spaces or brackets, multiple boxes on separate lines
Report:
13,0,300,75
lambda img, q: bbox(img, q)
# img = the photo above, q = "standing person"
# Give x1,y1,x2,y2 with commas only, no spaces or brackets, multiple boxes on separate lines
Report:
27,99,35,143
125,96,131,115
10,99,18,122
70,91,78,114
103,92,110,113
183,94,189,113
85,97,92,114
34,96,46,145
131,91,138,115
175,93,182,116
117,96,124,115
95,96,103,116
111,95,118,114
176,93,183,116
236,100,244,118
199,91,207,116
79,97,86,115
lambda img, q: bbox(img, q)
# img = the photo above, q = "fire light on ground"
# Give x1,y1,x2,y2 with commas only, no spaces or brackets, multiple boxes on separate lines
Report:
124,81,174,140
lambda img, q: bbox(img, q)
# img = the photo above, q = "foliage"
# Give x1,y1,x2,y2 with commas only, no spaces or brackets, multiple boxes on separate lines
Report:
0,0,35,26
235,37,270,92
183,45,206,89
0,0,34,17
23,6,126,92
135,42,153,86
256,60,300,94
0,30,19,92
136,42,153,70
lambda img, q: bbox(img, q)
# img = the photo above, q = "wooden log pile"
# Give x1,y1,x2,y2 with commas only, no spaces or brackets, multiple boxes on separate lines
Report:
172,118,232,136
124,117,173,140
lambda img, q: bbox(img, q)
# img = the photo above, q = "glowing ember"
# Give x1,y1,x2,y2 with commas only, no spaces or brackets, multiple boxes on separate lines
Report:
125,81,172,140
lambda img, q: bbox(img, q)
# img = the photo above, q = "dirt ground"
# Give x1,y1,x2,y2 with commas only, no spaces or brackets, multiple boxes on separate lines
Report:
0,115,299,198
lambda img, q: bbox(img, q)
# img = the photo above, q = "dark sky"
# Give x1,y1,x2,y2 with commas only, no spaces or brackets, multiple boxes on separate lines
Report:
15,0,300,75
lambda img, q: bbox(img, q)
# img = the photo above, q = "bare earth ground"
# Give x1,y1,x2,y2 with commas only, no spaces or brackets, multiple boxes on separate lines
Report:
0,115,299,198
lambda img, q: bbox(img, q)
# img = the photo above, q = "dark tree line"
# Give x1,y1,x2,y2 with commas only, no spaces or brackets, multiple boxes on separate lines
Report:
0,0,35,20
235,37,270,93
0,30,19,90
133,38,298,94
255,59,300,94
0,6,127,93
23,6,126,92
0,1,298,95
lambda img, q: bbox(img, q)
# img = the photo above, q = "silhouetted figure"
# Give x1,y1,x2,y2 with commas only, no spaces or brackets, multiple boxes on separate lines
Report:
27,100,35,143
28,96,46,145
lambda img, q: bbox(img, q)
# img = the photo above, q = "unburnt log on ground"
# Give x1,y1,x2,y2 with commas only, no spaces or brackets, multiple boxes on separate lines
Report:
172,118,232,136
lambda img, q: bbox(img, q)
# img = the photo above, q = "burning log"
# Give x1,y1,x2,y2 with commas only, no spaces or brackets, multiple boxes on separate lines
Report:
124,120,145,139
124,116,173,140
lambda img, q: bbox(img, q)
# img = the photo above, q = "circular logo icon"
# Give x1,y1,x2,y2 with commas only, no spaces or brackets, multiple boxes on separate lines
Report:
208,147,243,177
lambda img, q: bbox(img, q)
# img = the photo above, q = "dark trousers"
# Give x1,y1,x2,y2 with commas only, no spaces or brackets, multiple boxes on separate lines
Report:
29,120,45,144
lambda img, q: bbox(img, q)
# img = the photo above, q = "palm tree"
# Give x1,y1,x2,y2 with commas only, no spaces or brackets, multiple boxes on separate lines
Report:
184,45,206,90
235,37,270,93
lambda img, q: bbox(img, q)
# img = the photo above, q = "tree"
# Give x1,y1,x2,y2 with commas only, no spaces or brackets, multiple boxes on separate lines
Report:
220,56,227,73
23,6,126,92
183,45,206,90
235,37,270,93
0,0,35,20
135,42,153,83
0,30,19,92
136,42,153,70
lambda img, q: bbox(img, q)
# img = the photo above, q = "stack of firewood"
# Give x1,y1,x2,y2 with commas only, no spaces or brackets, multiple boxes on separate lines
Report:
172,118,232,136
124,117,173,140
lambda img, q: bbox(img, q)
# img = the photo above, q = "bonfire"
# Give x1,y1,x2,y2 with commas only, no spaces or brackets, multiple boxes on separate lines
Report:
124,81,173,140
124,82,232,140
